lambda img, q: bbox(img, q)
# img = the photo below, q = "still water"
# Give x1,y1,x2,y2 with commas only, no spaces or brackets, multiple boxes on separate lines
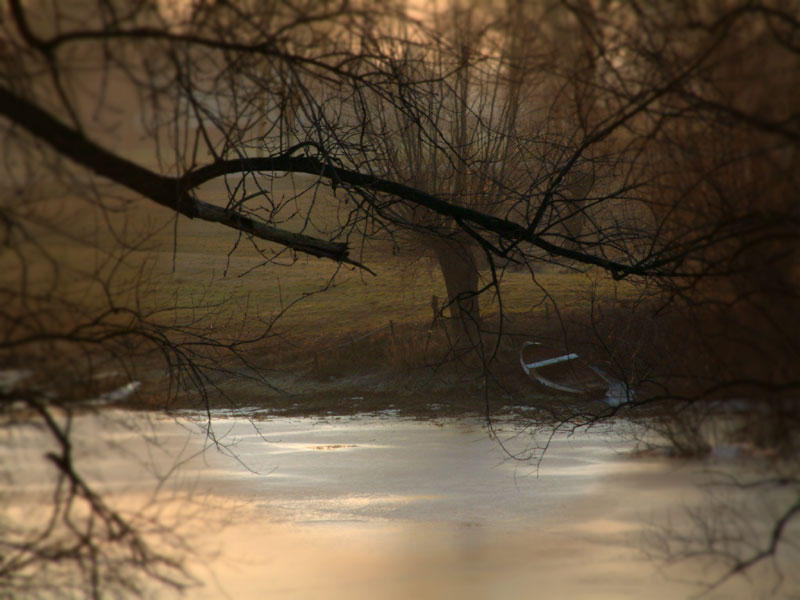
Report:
4,410,797,599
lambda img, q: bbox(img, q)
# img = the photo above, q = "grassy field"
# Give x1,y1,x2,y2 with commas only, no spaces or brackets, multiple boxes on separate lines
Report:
136,212,639,339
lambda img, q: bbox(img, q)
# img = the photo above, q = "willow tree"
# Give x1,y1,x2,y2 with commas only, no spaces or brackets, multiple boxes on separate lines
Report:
358,0,606,341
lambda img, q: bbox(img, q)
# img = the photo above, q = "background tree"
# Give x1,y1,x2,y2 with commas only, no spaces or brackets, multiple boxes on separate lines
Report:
355,0,608,342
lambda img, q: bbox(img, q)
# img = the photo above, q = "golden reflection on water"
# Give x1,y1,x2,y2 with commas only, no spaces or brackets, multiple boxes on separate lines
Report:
174,502,691,600
141,420,750,599
5,413,795,599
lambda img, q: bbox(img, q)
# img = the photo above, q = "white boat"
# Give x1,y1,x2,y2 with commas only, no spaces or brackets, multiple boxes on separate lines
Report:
519,342,632,407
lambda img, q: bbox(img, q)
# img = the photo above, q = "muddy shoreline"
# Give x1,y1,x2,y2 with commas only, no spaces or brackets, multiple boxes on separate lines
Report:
122,366,616,421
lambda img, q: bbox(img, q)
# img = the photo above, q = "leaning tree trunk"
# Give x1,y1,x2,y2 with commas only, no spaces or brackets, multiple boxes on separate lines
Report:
431,237,481,349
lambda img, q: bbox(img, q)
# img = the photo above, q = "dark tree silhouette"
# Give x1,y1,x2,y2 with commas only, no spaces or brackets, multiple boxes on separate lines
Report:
1,0,798,595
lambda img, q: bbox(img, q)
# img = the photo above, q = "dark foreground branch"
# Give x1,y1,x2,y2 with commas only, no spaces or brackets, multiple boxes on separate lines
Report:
711,496,800,590
1,85,660,278
186,158,661,278
0,86,366,269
